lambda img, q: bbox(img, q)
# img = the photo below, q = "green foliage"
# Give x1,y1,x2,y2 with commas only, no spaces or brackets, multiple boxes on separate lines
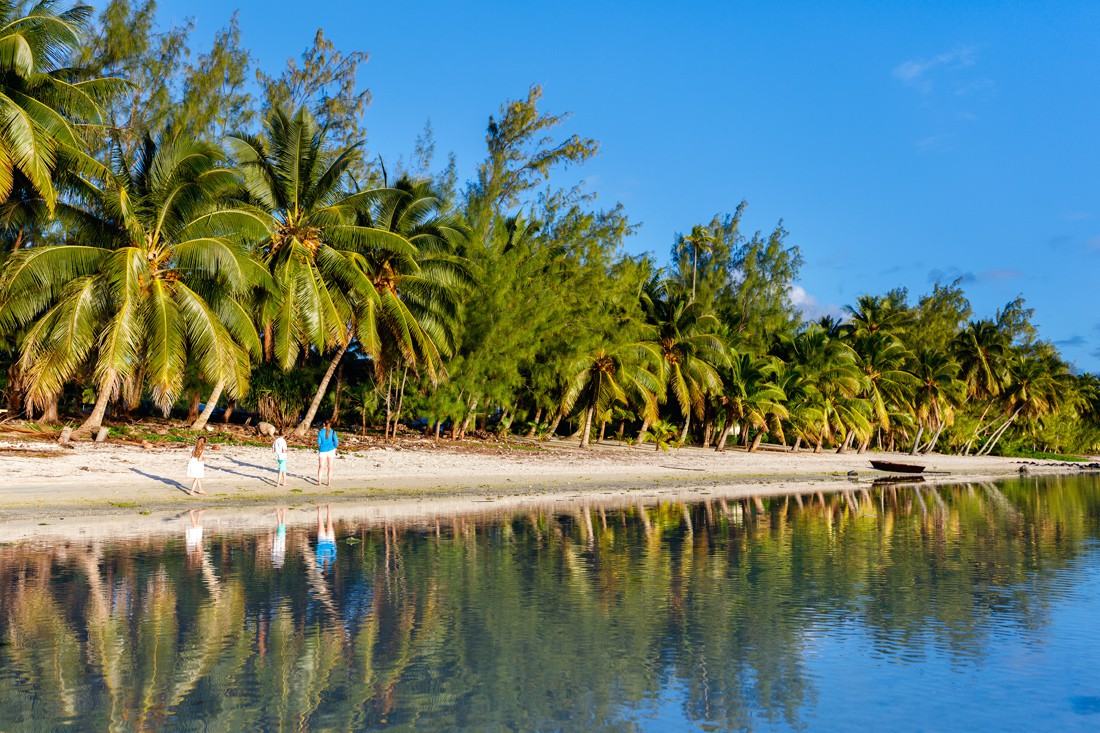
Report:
0,1,1095,457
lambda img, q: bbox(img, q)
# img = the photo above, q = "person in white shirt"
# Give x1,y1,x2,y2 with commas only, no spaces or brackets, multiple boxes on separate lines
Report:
272,428,288,487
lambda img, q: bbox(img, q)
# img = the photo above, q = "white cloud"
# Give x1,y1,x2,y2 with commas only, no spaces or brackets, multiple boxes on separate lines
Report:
893,46,977,93
789,285,844,322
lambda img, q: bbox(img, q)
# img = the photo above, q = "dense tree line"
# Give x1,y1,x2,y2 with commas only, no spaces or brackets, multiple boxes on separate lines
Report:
0,1,1096,456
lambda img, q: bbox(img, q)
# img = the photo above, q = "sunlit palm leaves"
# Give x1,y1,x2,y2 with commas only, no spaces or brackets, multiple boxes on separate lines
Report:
561,344,661,447
0,1,124,209
0,136,262,429
640,277,726,427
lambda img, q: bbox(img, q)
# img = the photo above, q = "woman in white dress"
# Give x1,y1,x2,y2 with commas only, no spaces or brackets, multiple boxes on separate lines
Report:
187,436,207,496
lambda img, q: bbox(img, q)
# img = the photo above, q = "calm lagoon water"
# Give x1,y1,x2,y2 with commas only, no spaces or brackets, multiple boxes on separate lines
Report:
2,475,1100,731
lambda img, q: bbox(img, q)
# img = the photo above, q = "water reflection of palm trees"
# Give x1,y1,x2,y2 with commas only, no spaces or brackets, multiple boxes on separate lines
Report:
0,476,1098,728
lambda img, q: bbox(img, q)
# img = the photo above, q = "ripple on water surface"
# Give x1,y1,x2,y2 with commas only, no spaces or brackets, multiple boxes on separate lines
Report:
0,475,1099,730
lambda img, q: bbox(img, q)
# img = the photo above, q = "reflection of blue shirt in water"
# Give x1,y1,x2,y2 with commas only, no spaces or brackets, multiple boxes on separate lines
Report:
317,429,339,452
317,537,337,569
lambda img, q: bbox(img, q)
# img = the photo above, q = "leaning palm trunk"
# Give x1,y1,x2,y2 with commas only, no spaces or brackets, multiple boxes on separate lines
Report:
191,380,225,431
456,397,478,439
909,425,925,456
76,375,116,436
978,409,1022,456
546,409,564,438
679,414,690,443
636,418,650,442
294,343,349,438
525,407,543,437
579,406,595,448
922,422,946,454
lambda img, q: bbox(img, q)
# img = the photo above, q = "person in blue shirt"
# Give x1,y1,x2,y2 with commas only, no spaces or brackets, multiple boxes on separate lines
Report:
316,420,339,486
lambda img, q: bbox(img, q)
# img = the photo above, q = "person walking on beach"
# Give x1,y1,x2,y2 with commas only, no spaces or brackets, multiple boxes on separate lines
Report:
273,428,288,487
316,420,339,487
187,436,207,496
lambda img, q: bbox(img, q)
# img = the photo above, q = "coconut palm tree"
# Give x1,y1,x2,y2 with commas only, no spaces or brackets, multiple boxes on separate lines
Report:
909,348,965,454
713,353,788,452
953,319,1010,452
778,323,868,451
0,136,262,433
639,278,726,441
560,345,660,448
677,224,717,301
843,294,910,339
849,331,916,448
976,352,1068,455
230,108,466,436
0,1,124,211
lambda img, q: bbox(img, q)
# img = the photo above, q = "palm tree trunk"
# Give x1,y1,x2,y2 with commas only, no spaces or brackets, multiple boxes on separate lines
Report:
395,367,408,431
525,407,543,437
680,413,690,443
187,390,201,424
457,397,478,439
597,419,607,444
909,425,925,455
293,342,348,438
636,418,650,441
191,380,225,431
36,393,59,425
965,403,993,455
792,436,802,453
702,420,713,448
748,432,764,452
579,406,594,448
978,409,1021,455
547,410,563,438
76,375,115,436
263,321,274,362
331,361,345,424
922,422,946,454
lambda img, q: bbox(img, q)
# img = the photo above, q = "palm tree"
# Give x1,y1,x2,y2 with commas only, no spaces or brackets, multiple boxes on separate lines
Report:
977,353,1068,455
639,278,726,441
953,320,1010,452
909,349,965,454
560,345,660,448
849,331,916,449
778,323,868,451
677,224,717,301
843,294,910,339
0,1,123,211
230,107,466,436
714,353,788,452
0,136,262,433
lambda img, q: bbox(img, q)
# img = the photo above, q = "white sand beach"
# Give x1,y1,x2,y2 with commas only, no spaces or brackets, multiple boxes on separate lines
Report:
0,435,1084,518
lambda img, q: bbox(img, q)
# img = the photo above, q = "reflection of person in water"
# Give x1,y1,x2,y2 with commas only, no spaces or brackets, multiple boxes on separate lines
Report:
186,509,205,560
316,504,336,573
185,509,221,597
272,507,287,569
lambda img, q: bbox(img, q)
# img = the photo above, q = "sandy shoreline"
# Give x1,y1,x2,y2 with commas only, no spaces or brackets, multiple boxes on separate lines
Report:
0,434,1092,543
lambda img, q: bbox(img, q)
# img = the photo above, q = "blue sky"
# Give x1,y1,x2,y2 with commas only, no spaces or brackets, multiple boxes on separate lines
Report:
158,0,1100,372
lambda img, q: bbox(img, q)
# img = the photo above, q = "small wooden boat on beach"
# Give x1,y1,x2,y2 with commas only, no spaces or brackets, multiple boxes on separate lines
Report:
869,460,925,474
